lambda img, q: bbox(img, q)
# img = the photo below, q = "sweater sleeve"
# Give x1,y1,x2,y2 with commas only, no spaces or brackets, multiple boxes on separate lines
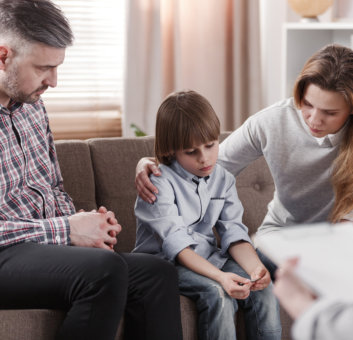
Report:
218,116,263,176
292,298,353,340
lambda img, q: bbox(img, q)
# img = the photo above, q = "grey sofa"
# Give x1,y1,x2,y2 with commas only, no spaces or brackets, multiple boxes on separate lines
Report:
0,133,293,340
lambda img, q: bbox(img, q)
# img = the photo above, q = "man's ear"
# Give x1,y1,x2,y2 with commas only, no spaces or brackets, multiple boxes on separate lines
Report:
0,46,11,70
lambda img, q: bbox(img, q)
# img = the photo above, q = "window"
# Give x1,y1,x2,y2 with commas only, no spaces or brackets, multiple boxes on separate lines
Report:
44,0,127,139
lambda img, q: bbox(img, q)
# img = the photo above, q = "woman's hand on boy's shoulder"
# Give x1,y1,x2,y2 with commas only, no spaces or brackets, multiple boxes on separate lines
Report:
135,157,161,203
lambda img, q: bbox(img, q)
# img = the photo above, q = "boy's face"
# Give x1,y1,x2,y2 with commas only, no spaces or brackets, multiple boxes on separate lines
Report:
0,42,65,105
175,140,219,178
301,83,352,137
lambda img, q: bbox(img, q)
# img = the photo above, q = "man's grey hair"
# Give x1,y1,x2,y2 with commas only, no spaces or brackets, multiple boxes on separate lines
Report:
0,0,73,50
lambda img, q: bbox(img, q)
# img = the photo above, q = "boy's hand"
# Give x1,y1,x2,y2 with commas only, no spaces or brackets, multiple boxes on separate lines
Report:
135,157,161,204
219,272,252,299
250,266,271,291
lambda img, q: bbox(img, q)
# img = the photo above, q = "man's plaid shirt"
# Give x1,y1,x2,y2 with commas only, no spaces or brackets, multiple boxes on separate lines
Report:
0,99,75,247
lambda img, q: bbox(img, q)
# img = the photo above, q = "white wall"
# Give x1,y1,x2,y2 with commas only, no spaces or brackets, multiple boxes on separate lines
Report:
259,0,286,108
260,1,334,108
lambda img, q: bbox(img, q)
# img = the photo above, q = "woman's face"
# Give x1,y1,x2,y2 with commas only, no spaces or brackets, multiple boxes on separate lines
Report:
301,84,352,137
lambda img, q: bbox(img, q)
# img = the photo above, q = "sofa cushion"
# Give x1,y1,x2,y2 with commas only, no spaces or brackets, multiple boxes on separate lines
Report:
236,157,274,236
88,136,155,253
55,140,97,212
0,309,65,340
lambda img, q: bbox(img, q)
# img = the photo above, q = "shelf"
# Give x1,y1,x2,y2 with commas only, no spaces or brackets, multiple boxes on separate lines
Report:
284,22,353,30
282,22,353,98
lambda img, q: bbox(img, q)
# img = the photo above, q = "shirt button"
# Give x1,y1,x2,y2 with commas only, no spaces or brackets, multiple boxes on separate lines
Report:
55,235,61,243
187,227,193,235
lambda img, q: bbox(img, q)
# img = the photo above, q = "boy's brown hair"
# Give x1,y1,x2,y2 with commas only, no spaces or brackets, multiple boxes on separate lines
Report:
155,90,220,165
293,44,353,110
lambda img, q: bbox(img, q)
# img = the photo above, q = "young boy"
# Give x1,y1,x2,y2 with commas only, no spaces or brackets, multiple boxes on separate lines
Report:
135,44,353,280
133,90,281,340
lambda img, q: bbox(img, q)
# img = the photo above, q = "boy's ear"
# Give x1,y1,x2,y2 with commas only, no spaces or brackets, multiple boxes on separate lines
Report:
0,46,11,70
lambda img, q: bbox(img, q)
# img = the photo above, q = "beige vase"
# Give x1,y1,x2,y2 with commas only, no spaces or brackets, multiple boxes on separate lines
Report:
288,0,334,21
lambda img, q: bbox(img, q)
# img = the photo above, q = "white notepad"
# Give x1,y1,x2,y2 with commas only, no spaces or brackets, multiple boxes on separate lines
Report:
257,222,353,301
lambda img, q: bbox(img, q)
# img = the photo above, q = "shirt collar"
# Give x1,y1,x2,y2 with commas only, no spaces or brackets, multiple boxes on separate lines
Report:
298,108,348,147
312,120,348,147
169,160,210,184
0,100,23,116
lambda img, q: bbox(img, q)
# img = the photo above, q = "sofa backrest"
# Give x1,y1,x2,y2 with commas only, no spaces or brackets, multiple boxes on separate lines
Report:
55,133,275,253
236,157,274,235
55,139,97,211
88,136,155,252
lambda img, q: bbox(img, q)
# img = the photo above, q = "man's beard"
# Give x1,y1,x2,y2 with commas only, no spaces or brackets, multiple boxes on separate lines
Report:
2,63,47,104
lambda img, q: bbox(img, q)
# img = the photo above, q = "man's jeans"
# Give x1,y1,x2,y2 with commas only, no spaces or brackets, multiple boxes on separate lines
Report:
177,258,281,340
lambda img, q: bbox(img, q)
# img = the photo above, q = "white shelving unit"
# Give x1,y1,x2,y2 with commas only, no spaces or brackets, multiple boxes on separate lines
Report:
282,22,353,98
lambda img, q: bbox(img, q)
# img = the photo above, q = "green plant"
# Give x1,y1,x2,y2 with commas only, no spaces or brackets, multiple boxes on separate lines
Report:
130,123,147,137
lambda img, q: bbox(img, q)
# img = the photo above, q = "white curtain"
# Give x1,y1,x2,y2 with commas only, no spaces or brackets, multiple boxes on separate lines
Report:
124,0,262,136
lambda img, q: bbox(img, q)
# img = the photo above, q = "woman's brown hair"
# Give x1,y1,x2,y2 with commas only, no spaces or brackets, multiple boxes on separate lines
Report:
330,115,353,222
293,44,353,110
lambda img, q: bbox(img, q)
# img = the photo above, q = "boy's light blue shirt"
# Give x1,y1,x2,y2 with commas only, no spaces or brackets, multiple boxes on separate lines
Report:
133,160,252,268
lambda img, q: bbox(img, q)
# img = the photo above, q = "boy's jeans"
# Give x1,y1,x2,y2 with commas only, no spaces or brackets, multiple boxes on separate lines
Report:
177,259,281,340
